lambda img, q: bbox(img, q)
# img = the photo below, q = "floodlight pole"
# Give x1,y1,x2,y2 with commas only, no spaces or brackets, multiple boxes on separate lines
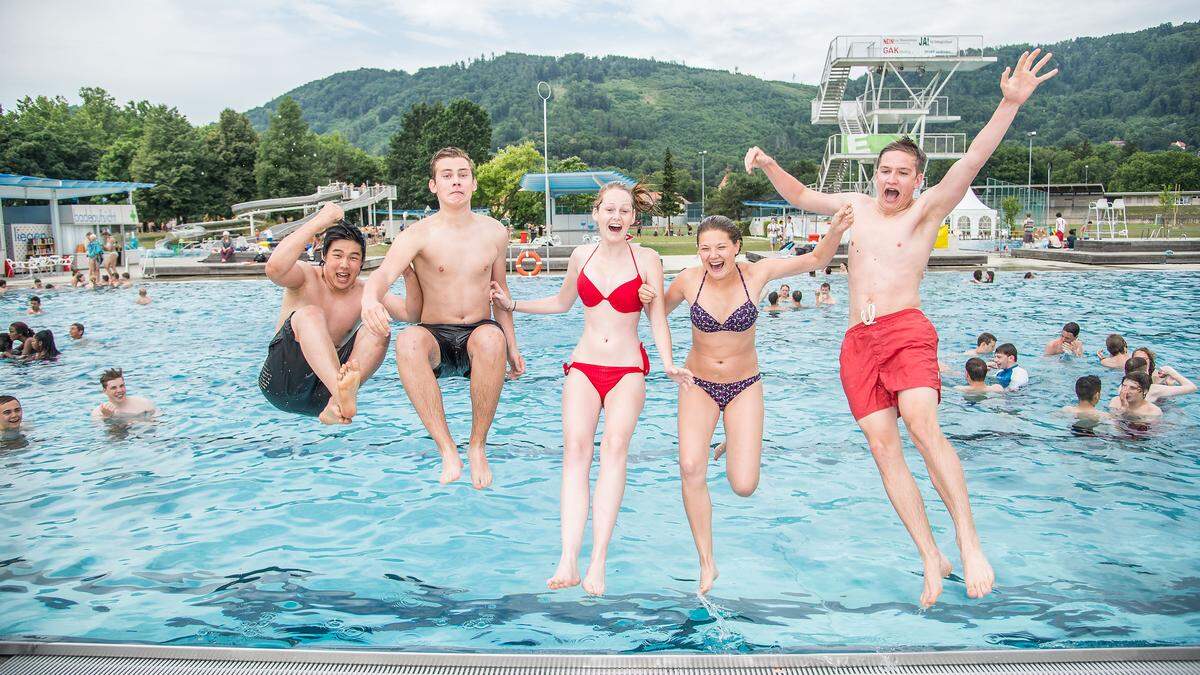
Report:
1026,131,1036,217
698,150,708,219
538,82,552,237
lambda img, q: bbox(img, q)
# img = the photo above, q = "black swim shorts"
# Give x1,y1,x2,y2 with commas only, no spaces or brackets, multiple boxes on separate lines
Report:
419,319,504,379
258,313,357,416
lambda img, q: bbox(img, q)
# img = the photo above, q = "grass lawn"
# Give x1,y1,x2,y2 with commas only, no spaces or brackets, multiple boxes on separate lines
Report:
631,235,770,256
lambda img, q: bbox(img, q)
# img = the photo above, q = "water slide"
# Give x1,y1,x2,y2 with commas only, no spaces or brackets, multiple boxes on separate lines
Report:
230,187,343,217
260,186,394,240
155,219,245,252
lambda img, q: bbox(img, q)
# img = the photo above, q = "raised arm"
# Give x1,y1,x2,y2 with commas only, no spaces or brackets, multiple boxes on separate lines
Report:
745,147,855,216
490,249,582,315
750,203,852,284
1151,366,1196,400
921,49,1058,220
265,202,344,289
361,221,426,336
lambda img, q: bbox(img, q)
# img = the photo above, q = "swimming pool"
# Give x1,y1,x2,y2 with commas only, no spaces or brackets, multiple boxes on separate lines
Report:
1,270,1198,653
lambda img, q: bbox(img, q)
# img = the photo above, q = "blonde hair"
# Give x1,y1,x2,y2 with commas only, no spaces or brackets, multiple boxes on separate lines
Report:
429,147,475,178
591,182,656,214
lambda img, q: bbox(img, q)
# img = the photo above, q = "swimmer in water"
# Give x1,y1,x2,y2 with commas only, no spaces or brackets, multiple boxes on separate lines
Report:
1108,371,1161,419
1062,375,1109,420
1044,321,1084,357
954,357,1003,395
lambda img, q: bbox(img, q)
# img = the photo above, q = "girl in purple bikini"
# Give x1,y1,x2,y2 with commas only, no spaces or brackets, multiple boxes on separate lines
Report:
639,211,851,594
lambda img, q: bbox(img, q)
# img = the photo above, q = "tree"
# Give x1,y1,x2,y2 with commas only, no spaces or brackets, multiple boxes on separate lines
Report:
130,105,204,224
1000,196,1022,236
384,102,444,208
475,142,545,226
202,109,259,214
0,95,96,178
1158,184,1181,230
254,97,317,199
659,148,681,226
313,132,382,185
707,171,773,221
425,99,493,167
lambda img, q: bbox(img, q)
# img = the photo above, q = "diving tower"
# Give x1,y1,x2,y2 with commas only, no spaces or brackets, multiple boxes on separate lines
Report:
811,35,996,193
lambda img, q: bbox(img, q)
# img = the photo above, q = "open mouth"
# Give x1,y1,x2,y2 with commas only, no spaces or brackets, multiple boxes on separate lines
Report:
607,222,622,233
883,188,901,202
335,272,351,284
708,258,726,273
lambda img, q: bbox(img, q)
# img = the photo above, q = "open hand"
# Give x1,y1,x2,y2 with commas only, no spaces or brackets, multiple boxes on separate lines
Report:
361,298,391,337
1000,48,1058,105
665,364,694,389
637,282,656,305
489,280,515,312
744,146,775,174
99,402,116,418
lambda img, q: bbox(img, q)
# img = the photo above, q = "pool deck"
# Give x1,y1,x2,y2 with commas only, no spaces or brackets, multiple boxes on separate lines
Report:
0,641,1197,674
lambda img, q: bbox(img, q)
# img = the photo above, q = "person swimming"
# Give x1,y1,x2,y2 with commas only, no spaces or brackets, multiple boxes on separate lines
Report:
1062,374,1109,419
954,357,1003,395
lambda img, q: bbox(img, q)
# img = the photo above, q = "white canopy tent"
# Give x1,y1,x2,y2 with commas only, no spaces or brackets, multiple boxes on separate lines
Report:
946,188,998,239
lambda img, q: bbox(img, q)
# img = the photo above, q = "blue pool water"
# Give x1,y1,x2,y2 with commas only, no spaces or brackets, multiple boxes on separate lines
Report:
1,270,1198,653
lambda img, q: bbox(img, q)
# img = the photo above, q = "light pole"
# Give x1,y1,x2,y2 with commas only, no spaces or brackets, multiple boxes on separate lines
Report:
537,81,552,236
1084,164,1089,185
698,150,708,219
1026,131,1037,221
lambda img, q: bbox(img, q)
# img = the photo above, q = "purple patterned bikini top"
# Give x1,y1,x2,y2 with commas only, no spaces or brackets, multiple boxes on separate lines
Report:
690,264,759,333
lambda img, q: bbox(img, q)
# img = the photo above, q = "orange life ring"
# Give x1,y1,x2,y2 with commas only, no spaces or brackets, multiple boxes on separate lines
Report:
515,250,542,276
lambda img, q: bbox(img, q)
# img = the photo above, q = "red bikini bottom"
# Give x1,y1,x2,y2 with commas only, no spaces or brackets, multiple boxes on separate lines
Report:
563,344,651,406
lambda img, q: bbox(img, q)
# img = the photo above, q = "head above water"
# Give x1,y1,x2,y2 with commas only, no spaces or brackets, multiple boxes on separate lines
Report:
767,291,779,305
428,147,476,208
1120,371,1152,403
995,343,1019,367
591,182,654,242
69,323,84,339
99,368,126,400
791,290,803,303
1075,375,1101,404
973,270,983,281
977,332,997,348
9,322,33,339
1062,322,1080,339
1125,356,1149,375
0,395,21,430
965,357,988,383
1106,333,1127,356
874,137,926,213
30,329,59,358
1132,347,1156,373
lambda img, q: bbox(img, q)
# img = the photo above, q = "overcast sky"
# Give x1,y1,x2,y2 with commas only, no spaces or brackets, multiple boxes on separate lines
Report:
2,0,1194,125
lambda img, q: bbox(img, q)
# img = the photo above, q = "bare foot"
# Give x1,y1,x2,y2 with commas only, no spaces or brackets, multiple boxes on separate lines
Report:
317,401,349,425
468,446,492,490
699,561,719,595
547,558,580,590
335,360,361,421
582,558,606,596
440,451,463,484
713,442,726,461
919,552,952,607
960,543,995,600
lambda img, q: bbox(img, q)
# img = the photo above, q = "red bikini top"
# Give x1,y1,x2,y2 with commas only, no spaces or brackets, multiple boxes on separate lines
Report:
577,243,643,314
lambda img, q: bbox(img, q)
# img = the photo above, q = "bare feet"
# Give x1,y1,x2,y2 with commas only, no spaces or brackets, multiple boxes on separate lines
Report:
468,446,492,489
699,560,719,595
547,558,580,590
582,558,606,596
336,360,361,421
713,442,726,461
439,451,463,484
960,542,995,600
919,551,954,607
318,401,350,425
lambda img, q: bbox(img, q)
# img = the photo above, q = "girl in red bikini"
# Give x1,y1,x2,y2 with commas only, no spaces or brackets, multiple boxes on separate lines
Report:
489,182,692,596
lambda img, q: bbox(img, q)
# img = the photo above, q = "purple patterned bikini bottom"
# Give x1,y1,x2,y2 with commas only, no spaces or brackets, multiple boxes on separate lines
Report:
693,373,762,410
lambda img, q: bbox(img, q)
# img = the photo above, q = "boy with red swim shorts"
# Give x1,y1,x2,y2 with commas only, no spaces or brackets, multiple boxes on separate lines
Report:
747,49,1058,607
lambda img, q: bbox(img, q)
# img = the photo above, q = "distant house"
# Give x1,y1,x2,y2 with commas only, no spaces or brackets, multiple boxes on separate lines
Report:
1170,140,1188,151
1107,138,1127,148
648,191,691,230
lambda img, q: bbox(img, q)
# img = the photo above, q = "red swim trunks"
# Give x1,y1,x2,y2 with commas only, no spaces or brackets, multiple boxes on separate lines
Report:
839,308,941,420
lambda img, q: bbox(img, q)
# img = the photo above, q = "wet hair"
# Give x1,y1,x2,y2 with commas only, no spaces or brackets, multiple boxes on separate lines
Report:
1132,347,1156,373
9,322,33,339
1023,272,1034,279
820,282,831,291
0,394,15,406
977,332,997,347
44,284,54,289
695,215,742,248
322,223,367,259
965,357,988,382
429,147,474,179
591,182,656,214
876,136,926,169
825,266,832,275
1124,357,1148,375
101,274,110,282
0,279,6,287
986,270,995,282
1122,371,1151,394
99,368,124,388
1075,375,1101,401
791,290,803,303
0,334,12,353
972,270,982,281
1063,322,1080,337
71,322,85,335
996,343,1018,361
767,291,779,305
1105,333,1127,356
138,288,148,296
121,272,130,279
31,330,59,359
30,296,40,304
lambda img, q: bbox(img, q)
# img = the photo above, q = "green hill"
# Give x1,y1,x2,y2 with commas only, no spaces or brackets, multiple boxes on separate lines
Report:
246,22,1199,175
